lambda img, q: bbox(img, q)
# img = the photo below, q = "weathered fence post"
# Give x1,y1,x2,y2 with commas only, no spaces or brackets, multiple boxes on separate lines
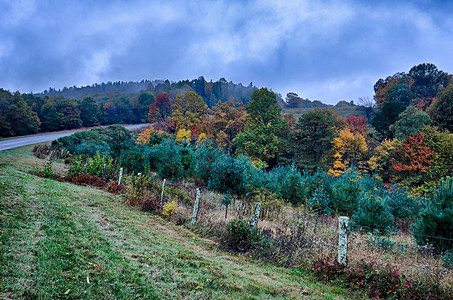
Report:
191,188,201,226
338,216,349,266
160,179,166,206
249,202,261,229
118,167,123,185
103,164,106,180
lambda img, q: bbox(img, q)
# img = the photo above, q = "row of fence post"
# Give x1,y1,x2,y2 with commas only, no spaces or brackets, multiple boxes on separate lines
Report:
121,171,350,266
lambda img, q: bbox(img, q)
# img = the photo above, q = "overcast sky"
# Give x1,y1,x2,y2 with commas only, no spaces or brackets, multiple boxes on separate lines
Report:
1,0,452,104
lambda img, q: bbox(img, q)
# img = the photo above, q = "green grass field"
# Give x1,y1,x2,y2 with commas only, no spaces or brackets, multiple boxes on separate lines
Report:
0,146,364,299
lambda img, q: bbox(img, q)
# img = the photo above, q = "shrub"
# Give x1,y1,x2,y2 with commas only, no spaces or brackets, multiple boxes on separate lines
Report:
119,145,157,174
155,139,184,180
382,185,420,220
351,192,394,234
208,154,250,196
32,160,56,179
412,176,453,252
330,168,363,216
224,218,254,252
162,200,177,217
66,157,84,178
141,197,162,213
307,187,332,215
368,233,395,250
67,174,106,188
193,141,220,185
311,257,452,299
267,164,306,205
125,174,157,206
107,182,126,194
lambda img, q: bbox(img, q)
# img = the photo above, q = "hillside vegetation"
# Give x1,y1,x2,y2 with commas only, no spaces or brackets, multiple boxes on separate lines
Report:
0,145,358,299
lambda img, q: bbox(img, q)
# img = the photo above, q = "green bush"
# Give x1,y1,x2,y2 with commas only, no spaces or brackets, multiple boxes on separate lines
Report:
193,141,220,185
85,152,114,179
208,154,250,196
155,139,184,180
330,168,363,216
224,218,255,252
119,145,157,175
351,192,394,234
267,164,306,205
412,176,453,252
32,160,56,179
382,185,420,220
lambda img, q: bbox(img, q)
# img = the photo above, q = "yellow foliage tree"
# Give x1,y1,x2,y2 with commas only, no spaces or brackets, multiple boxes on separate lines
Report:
168,91,208,131
176,128,191,143
329,129,368,176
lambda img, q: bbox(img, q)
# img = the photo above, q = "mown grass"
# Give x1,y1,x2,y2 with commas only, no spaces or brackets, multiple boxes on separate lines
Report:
0,146,364,299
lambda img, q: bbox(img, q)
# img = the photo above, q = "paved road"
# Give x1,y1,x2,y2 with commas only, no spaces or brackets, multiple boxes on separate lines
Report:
0,124,150,151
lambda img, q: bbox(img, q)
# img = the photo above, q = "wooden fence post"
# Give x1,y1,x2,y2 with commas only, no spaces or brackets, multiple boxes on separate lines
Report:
338,216,349,266
249,202,261,229
191,188,201,226
118,167,123,185
160,179,166,206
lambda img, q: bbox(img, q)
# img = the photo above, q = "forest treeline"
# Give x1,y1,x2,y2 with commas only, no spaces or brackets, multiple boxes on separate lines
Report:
137,63,453,194
0,76,353,138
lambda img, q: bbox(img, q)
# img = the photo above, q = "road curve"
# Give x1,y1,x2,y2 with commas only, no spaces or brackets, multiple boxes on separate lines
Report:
0,124,151,151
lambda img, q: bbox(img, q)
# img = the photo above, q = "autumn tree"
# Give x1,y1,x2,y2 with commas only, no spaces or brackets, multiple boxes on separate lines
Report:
329,128,368,176
422,126,453,183
234,88,285,168
168,91,208,132
148,92,173,130
345,115,367,134
204,100,246,151
390,132,435,187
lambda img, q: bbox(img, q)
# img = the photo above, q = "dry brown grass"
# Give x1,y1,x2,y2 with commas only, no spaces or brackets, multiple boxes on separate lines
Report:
166,183,453,290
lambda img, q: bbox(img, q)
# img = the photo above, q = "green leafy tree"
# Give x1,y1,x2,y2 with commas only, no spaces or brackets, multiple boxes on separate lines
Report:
234,88,285,168
408,63,449,99
371,101,405,140
54,97,82,130
428,84,453,132
40,102,61,132
78,97,100,127
291,109,342,170
137,91,155,122
389,106,432,140
0,89,39,137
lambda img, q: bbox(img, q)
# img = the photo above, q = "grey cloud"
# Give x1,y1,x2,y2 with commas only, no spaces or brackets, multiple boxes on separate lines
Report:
0,0,452,104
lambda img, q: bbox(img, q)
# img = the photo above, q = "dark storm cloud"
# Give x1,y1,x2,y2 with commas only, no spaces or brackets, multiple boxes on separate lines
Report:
1,0,453,104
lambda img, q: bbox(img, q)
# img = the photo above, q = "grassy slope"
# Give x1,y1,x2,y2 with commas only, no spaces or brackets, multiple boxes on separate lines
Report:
0,146,363,299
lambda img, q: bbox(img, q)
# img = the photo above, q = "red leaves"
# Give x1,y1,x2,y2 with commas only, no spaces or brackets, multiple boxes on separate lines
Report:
390,133,434,174
346,115,367,134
